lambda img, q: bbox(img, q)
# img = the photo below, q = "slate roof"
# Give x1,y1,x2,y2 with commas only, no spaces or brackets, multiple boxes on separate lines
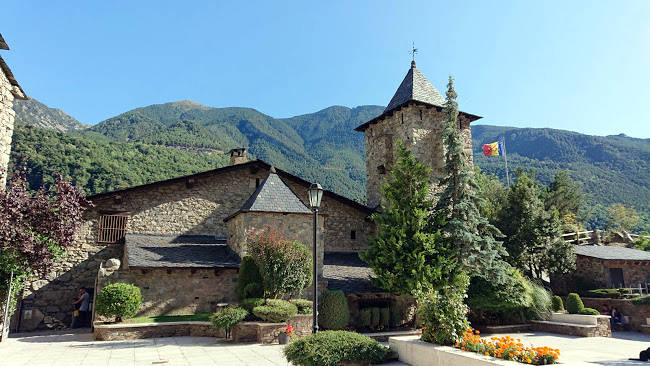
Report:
0,33,27,100
323,252,381,294
125,234,241,268
574,245,650,261
224,171,311,221
384,62,447,112
354,62,480,132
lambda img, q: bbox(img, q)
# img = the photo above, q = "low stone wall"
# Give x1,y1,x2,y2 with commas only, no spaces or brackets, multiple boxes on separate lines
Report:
531,315,610,337
232,314,312,344
389,335,511,366
93,321,224,341
581,297,650,331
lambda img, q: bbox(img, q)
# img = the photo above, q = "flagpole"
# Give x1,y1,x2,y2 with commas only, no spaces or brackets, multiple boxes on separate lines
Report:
502,137,511,188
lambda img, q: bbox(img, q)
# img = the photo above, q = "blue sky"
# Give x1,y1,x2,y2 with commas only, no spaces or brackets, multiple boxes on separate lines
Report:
3,1,649,138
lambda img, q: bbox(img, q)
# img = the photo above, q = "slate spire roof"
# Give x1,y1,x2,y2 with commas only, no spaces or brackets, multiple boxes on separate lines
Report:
384,60,446,113
224,168,311,221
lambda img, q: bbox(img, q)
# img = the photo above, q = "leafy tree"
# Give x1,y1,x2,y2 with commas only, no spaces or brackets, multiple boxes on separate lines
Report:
497,169,575,279
474,166,507,225
633,232,650,251
248,227,312,299
360,144,458,295
607,203,640,232
434,76,507,279
544,171,584,231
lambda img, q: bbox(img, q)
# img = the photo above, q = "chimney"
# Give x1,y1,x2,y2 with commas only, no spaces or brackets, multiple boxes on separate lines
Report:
228,148,248,165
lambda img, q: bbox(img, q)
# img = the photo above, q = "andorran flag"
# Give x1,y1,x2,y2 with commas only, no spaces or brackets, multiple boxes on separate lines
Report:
482,141,504,156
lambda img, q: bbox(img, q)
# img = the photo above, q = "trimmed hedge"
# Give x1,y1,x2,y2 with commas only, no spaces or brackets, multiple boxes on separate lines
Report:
379,307,390,329
210,306,248,339
370,307,380,327
237,256,263,300
95,283,142,322
632,295,650,306
578,307,600,315
253,299,298,323
359,308,372,328
283,330,393,366
551,296,564,312
318,290,349,330
566,293,584,314
289,299,313,314
240,298,265,313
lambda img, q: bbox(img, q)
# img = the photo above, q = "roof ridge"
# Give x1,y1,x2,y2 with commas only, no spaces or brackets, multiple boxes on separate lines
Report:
384,64,446,113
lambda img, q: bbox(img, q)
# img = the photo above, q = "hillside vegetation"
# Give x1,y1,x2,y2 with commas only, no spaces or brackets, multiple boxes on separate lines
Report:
10,99,650,230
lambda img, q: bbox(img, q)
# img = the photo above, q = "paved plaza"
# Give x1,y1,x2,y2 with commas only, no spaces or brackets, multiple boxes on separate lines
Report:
492,331,650,366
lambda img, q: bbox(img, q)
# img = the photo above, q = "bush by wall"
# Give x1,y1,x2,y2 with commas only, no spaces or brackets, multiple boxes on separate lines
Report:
283,330,393,366
370,307,380,328
95,283,142,322
578,307,600,315
632,295,650,305
418,283,469,346
359,308,372,328
289,299,313,314
379,307,390,329
210,306,248,339
240,298,265,313
237,256,263,300
551,296,564,312
586,288,624,299
566,293,585,314
318,289,350,330
252,299,298,323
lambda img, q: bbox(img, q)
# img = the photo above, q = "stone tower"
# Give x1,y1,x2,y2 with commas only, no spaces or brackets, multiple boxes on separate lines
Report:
355,61,480,208
228,147,248,165
0,34,27,189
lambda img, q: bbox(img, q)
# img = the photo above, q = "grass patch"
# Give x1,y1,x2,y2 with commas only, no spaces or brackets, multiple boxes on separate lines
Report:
125,313,212,324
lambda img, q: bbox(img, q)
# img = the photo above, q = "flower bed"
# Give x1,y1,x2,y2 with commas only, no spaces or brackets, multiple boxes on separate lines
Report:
456,329,559,365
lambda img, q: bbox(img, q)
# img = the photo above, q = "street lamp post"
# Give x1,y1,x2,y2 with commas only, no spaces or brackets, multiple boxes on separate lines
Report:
307,183,323,334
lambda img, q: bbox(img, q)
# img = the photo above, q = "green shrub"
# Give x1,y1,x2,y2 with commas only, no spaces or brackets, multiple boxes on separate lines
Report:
289,299,313,314
526,283,552,321
586,289,623,299
249,228,313,299
370,307,380,327
389,306,402,327
318,289,349,330
237,256,263,300
283,330,393,366
359,308,372,328
379,307,390,329
632,295,650,305
578,307,600,315
240,298,265,313
95,283,142,322
551,296,564,312
252,299,298,322
566,293,584,314
210,306,248,339
418,281,469,346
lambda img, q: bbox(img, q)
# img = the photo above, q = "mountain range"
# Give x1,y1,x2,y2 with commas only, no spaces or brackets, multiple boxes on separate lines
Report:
9,99,650,231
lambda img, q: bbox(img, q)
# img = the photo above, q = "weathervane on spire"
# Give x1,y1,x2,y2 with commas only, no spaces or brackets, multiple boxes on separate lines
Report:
410,42,418,68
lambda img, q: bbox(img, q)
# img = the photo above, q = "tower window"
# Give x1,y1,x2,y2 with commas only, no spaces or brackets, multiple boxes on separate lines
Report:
350,230,356,240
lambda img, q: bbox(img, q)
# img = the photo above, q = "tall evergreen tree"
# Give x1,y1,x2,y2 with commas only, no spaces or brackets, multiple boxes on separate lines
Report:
434,76,507,279
360,143,461,295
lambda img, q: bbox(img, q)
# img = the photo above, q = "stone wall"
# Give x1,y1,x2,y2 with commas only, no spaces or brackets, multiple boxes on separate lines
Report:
363,103,473,208
0,63,16,188
227,211,325,276
94,321,225,341
581,298,650,332
95,266,238,319
232,314,312,343
284,179,374,253
553,255,650,292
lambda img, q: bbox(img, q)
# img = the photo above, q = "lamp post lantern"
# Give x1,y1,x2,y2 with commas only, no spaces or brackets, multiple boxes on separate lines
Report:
307,183,323,334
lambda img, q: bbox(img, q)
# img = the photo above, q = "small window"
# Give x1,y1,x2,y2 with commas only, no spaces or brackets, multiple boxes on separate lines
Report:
350,230,356,240
97,213,128,243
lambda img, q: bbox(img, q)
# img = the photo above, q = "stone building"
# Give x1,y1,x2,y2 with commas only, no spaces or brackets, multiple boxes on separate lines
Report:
13,61,480,331
552,245,650,294
0,33,27,188
355,61,480,208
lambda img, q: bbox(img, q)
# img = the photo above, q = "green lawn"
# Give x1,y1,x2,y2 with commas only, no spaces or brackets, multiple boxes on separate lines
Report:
125,313,212,324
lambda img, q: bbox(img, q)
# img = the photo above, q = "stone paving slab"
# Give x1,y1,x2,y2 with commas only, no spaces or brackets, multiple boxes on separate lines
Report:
0,331,408,366
491,331,650,366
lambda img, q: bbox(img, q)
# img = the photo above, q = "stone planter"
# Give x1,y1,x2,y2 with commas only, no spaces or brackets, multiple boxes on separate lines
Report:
93,321,224,341
389,335,512,366
278,332,290,344
232,314,312,344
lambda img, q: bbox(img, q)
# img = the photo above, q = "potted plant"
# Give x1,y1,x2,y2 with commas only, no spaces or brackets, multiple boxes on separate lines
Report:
279,324,295,344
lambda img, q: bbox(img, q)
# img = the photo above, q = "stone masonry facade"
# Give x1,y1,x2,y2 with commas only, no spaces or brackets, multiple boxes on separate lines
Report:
363,103,473,208
226,211,325,275
573,255,649,288
15,163,373,330
0,62,16,188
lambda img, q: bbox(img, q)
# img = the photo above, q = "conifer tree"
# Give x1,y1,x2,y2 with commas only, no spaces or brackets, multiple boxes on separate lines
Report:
434,76,507,279
360,143,461,295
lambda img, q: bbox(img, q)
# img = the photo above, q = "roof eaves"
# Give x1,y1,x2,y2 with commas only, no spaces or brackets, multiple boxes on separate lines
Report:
0,55,27,100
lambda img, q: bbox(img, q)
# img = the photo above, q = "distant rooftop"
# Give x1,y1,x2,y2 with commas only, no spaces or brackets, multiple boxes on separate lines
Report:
574,245,650,261
125,234,240,268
